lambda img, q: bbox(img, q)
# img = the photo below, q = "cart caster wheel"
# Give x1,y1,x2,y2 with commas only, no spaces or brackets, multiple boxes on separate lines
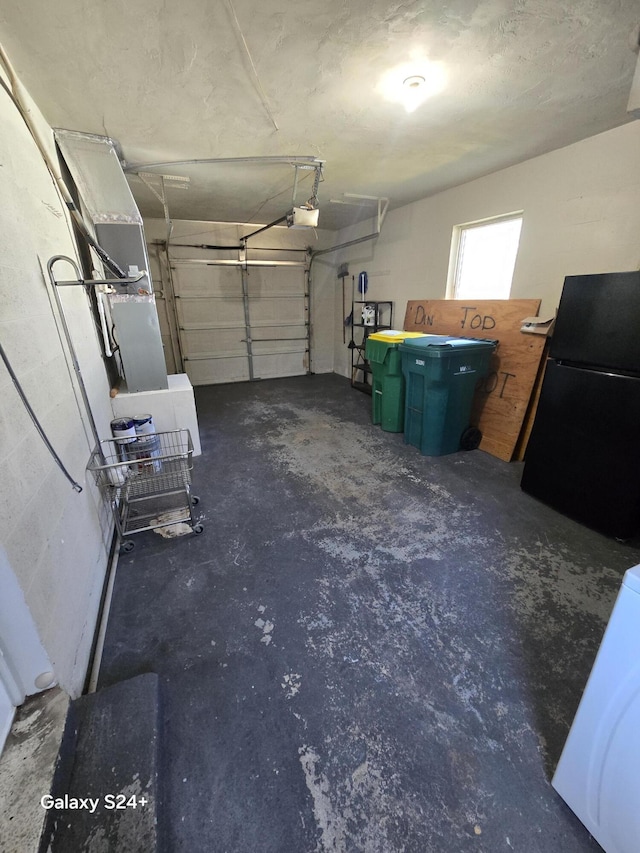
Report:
192,523,204,535
191,495,200,506
120,540,135,553
460,426,482,451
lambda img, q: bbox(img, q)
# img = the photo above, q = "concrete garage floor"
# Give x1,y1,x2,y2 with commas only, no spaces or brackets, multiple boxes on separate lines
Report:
98,373,640,852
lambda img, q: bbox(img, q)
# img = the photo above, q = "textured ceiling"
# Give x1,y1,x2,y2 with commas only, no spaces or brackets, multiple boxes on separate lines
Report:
0,1,638,231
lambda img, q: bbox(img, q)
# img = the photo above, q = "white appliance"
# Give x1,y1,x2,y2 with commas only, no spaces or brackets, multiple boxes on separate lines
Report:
552,564,640,852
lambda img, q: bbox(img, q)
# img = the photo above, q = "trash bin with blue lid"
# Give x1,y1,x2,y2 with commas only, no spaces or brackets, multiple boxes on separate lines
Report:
398,335,497,456
365,330,427,432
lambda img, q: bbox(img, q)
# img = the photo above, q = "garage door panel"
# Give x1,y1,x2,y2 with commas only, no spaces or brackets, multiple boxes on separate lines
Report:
249,298,305,325
253,351,307,379
246,267,303,296
185,356,250,385
252,340,306,356
173,265,241,297
180,327,246,357
177,298,245,328
250,323,307,342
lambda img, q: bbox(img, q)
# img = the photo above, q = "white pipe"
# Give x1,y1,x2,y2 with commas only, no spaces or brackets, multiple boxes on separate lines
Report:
86,542,120,693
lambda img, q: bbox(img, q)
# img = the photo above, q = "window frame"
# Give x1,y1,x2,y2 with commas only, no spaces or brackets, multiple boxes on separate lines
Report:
446,211,524,300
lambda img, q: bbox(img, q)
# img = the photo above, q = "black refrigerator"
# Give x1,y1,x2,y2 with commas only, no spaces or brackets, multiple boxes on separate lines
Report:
521,270,640,540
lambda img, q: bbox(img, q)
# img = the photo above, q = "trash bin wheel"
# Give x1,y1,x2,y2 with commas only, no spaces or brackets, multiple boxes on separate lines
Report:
460,426,482,451
120,539,135,554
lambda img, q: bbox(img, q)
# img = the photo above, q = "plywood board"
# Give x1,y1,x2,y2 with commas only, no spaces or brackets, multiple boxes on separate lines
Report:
403,299,545,461
513,346,550,462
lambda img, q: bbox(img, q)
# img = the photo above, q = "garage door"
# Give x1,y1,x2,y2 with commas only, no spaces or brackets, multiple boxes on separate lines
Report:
170,259,309,385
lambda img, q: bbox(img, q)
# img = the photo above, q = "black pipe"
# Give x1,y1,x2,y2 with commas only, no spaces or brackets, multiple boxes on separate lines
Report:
178,243,243,251
242,214,288,242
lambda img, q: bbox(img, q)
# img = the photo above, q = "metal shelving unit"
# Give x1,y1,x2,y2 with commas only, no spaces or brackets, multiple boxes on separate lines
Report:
350,300,393,394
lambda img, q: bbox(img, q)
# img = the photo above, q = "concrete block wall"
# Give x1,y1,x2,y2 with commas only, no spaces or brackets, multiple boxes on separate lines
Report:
0,73,114,698
331,120,640,377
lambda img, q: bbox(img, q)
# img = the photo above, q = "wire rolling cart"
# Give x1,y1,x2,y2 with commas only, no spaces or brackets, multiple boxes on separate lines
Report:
87,428,203,552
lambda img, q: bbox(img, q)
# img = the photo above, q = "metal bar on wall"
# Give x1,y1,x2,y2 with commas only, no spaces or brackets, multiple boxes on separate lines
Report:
239,247,254,380
184,349,307,360
174,293,305,300
248,337,308,342
184,352,251,361
305,267,312,375
181,322,306,331
170,259,306,268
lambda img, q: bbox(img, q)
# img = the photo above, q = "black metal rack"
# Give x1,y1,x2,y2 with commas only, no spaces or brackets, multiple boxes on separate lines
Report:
350,300,393,394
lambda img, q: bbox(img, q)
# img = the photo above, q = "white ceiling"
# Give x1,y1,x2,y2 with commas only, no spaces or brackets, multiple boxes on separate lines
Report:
0,1,638,231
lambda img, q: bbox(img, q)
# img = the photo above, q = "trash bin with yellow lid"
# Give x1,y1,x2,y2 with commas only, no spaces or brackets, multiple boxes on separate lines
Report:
365,330,428,432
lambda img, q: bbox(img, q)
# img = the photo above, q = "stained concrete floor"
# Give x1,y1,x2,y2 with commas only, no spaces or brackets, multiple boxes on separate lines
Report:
0,688,69,852
98,373,640,852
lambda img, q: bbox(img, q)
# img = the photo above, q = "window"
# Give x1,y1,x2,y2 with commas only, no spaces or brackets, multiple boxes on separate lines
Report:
448,213,523,300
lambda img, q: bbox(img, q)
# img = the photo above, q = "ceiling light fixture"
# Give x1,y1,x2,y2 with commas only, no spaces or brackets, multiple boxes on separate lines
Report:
377,56,446,113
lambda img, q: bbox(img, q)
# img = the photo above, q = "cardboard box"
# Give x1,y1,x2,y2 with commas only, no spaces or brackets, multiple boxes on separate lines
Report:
521,315,556,336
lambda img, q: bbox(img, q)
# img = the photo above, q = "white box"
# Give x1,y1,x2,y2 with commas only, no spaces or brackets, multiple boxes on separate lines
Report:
111,373,202,456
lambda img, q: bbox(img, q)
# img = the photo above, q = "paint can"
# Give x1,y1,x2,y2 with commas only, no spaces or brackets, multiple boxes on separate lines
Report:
111,417,136,443
111,418,137,464
132,414,156,436
131,414,161,472
131,435,161,472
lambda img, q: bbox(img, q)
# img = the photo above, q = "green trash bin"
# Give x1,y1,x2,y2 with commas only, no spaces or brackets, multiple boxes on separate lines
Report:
365,331,428,432
398,335,497,456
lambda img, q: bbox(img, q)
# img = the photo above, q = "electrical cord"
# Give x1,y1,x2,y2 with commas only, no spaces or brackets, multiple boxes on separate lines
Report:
0,339,83,492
